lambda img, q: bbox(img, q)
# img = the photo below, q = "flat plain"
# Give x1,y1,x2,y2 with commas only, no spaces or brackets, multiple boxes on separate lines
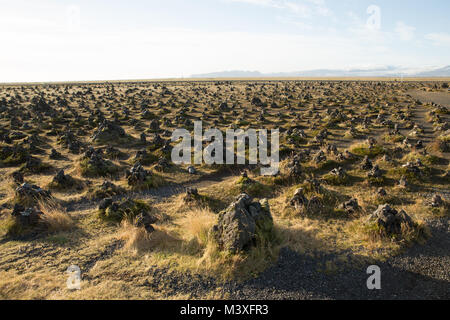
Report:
0,79,448,299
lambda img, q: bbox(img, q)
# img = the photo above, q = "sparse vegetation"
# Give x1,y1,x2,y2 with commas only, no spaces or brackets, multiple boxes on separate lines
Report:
0,79,448,299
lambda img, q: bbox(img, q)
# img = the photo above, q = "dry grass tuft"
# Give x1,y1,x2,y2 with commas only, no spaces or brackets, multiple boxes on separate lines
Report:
119,220,179,255
178,208,216,249
38,200,74,232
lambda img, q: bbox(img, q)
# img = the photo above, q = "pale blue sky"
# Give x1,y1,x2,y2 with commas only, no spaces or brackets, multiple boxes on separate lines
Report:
1,0,449,81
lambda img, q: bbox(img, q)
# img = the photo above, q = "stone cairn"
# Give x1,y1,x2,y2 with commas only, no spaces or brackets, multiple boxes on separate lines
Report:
126,163,149,186
211,193,273,253
366,204,415,234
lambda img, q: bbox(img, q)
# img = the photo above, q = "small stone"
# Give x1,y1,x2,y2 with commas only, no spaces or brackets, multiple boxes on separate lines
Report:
398,175,408,188
126,162,149,186
134,211,157,233
313,150,327,164
15,183,51,200
290,188,308,210
368,165,382,178
99,198,113,210
377,188,387,197
431,194,443,208
184,187,200,202
11,204,43,227
187,166,196,174
11,171,24,184
49,148,62,159
361,156,373,170
330,167,346,178
340,198,360,214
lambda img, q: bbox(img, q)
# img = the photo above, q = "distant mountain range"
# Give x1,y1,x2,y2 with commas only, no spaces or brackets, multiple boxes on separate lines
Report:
191,65,450,78
414,66,450,77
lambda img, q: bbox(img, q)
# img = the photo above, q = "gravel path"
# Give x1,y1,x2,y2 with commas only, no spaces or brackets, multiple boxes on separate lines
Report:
65,171,237,212
407,90,450,107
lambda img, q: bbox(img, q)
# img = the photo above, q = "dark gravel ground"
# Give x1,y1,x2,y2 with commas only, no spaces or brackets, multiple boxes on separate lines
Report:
227,216,449,300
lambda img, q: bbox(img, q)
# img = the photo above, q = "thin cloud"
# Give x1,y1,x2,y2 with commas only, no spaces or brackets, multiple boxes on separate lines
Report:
425,33,450,46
